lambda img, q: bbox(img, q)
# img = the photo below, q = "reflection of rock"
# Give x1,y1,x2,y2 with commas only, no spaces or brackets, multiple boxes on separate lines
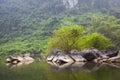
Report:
47,61,73,71
48,61,100,72
6,55,34,68
48,61,120,72
81,62,102,72
70,62,86,71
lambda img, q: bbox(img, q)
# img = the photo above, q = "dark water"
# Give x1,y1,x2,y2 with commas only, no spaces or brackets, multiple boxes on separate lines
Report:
0,60,120,80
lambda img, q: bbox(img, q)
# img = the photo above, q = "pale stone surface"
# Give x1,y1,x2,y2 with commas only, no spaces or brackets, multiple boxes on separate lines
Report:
70,54,86,62
63,0,78,9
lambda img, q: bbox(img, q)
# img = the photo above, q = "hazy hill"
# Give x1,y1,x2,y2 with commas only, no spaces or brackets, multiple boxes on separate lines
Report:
0,0,120,56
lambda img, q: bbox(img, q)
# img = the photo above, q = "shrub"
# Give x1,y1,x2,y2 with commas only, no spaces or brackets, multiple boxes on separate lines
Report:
45,25,114,54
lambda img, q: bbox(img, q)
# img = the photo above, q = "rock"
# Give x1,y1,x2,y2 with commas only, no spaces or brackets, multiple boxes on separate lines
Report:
101,46,119,57
56,52,74,63
6,55,34,68
46,47,119,64
70,52,87,62
47,49,74,63
79,48,100,61
12,60,19,64
71,54,86,62
6,55,34,64
6,55,19,63
47,55,55,61
6,58,11,63
16,56,24,62
6,55,16,63
106,56,120,63
52,52,62,62
47,48,62,61
24,56,34,62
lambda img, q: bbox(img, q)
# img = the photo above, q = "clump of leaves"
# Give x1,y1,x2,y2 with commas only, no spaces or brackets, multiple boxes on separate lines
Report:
45,25,114,54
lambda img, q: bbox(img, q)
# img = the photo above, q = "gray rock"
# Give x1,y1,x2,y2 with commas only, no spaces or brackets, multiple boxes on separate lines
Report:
101,46,119,57
56,52,74,63
52,52,62,62
79,48,100,61
47,48,62,61
47,49,74,63
70,54,86,62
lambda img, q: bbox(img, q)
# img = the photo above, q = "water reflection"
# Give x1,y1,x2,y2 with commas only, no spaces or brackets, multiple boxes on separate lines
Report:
48,61,120,72
1,60,120,80
6,59,34,68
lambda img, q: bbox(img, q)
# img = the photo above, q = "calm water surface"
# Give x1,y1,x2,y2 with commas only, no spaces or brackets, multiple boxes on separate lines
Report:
0,60,120,80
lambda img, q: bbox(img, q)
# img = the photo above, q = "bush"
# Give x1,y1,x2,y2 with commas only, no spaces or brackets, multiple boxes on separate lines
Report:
45,25,114,54
77,33,114,50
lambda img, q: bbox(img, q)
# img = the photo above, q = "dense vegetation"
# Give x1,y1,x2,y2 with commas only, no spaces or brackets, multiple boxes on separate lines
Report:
0,0,120,57
45,25,113,54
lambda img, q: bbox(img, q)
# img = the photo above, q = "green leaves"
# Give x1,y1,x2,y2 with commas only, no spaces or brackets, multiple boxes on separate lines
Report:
77,33,114,50
45,25,113,54
45,25,85,53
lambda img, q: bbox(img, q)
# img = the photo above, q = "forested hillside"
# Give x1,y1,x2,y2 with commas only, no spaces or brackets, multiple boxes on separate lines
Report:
0,0,120,56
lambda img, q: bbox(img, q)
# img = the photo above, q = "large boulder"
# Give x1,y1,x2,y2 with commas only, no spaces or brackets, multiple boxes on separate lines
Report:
79,48,101,61
56,52,74,63
70,50,87,62
47,49,74,63
47,48,62,61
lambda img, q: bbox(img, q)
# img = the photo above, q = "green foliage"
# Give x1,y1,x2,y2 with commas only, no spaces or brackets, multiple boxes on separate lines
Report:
77,33,114,50
45,25,85,53
72,13,120,48
0,32,47,56
45,25,113,54
0,39,46,56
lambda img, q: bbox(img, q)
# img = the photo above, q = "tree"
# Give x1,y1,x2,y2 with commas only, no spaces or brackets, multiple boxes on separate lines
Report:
45,25,85,53
77,33,114,50
45,25,114,54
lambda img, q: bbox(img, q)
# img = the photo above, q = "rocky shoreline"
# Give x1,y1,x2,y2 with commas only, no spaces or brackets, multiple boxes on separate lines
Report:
47,47,120,64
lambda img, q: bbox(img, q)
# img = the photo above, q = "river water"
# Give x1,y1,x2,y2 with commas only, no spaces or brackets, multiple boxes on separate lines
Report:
0,60,120,80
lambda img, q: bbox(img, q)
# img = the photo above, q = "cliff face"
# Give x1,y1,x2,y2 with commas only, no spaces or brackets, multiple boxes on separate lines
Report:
62,0,120,10
62,0,78,9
